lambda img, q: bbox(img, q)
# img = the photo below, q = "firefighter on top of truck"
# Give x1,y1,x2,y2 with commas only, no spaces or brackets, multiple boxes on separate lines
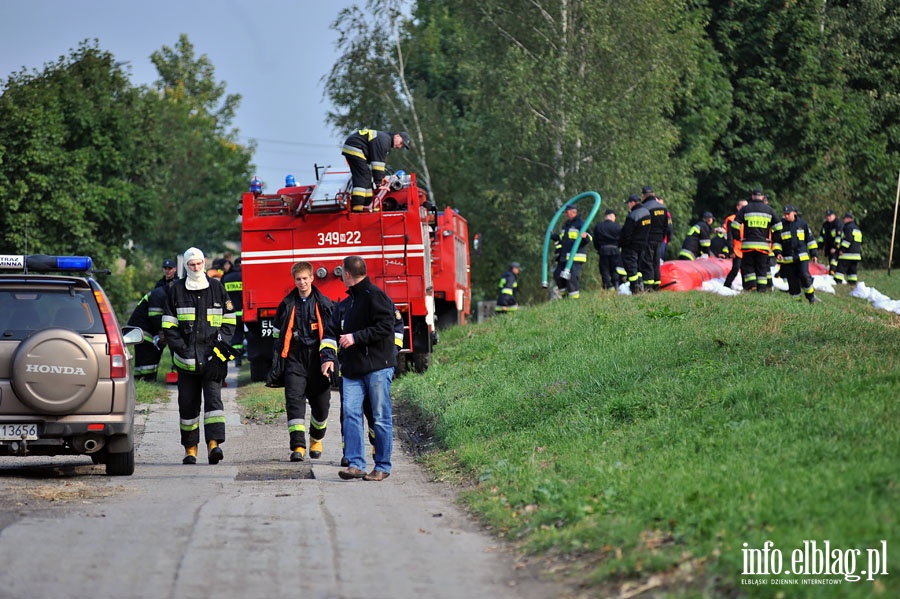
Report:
341,129,410,212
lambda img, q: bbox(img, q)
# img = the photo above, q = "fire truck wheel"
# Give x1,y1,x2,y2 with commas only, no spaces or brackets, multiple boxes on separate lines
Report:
409,352,431,374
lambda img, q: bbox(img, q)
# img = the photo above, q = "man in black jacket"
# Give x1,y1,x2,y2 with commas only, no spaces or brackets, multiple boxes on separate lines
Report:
342,129,410,212
620,195,651,295
162,247,236,465
774,206,819,303
270,261,334,462
592,209,622,290
321,256,397,482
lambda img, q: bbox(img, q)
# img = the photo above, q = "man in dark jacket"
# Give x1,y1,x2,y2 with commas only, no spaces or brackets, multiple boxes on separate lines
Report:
818,210,842,275
321,256,397,482
162,247,236,465
732,189,781,292
127,282,171,381
495,262,521,312
774,206,819,303
341,129,410,212
270,262,334,462
619,195,651,294
835,213,863,286
221,258,244,365
552,204,592,299
678,212,714,260
639,186,673,291
592,209,622,290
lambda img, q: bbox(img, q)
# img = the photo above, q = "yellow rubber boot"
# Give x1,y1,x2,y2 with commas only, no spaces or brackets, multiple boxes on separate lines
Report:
290,446,306,462
183,445,198,465
309,439,323,459
208,440,224,465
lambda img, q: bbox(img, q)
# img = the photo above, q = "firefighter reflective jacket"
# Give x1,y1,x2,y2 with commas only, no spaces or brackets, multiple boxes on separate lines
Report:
723,213,743,258
678,220,712,260
774,217,818,263
341,129,394,184
320,276,397,378
162,277,236,373
272,286,334,357
554,216,591,263
642,196,673,244
619,205,651,253
496,269,519,310
838,220,862,260
732,199,781,253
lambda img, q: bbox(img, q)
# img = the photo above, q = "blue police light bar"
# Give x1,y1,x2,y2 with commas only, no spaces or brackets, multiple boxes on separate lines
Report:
0,255,92,272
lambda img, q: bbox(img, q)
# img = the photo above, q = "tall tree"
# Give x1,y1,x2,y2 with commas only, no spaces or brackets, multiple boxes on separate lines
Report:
143,34,253,255
0,41,147,265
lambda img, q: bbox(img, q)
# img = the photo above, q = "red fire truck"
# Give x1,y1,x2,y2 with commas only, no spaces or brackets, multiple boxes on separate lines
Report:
240,167,470,381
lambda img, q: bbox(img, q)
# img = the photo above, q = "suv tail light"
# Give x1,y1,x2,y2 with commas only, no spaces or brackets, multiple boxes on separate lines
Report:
94,288,128,378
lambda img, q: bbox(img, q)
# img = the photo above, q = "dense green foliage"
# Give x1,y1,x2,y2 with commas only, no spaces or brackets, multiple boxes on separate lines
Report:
0,36,252,313
325,0,900,304
393,282,900,596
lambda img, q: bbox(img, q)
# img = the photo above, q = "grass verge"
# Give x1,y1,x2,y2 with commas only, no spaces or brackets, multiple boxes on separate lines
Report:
393,271,900,597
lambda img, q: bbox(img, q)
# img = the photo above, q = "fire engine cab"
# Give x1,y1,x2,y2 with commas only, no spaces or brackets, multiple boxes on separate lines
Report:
240,167,471,381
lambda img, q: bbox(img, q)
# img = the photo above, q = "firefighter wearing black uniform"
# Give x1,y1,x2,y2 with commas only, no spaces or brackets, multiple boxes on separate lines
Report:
774,205,819,303
818,210,842,275
592,209,622,290
495,262,521,312
709,227,730,258
834,213,862,286
162,247,236,465
127,283,170,381
270,261,334,462
552,204,592,299
639,186,673,291
678,212,714,260
619,195,651,294
221,258,244,365
342,129,410,212
731,189,781,292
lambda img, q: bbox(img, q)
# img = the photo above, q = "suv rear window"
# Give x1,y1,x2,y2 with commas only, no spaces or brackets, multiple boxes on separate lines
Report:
0,287,104,340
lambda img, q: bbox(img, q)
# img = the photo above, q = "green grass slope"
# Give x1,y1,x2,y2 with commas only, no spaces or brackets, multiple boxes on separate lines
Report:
394,278,900,597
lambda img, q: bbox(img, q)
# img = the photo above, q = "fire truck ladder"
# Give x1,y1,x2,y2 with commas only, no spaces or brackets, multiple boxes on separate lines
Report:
379,213,414,353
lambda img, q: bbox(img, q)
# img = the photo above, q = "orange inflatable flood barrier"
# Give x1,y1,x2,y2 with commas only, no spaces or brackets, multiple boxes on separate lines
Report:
660,258,829,291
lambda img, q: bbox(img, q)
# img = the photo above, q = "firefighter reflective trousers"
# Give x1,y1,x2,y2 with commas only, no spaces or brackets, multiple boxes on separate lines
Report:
177,367,226,448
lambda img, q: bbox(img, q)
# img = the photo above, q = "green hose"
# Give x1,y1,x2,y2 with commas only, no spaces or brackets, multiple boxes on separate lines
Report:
541,191,602,288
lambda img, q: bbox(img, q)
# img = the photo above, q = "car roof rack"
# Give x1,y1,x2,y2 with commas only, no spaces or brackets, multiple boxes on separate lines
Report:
0,255,94,274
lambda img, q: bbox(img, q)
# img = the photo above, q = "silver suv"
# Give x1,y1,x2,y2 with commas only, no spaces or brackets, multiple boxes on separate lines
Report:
0,255,143,475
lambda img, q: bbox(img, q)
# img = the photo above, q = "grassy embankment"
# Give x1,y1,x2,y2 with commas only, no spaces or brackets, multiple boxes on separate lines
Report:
392,271,900,597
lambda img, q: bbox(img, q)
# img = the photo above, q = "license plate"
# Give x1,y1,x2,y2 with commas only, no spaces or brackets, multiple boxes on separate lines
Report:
0,423,39,440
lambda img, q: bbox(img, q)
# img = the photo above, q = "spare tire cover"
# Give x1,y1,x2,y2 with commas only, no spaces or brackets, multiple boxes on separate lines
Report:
12,328,100,414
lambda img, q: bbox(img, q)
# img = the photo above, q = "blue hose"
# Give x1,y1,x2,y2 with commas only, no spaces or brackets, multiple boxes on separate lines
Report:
541,191,602,288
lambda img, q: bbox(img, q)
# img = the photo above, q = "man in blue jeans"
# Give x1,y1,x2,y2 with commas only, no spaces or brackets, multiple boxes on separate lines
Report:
320,255,397,481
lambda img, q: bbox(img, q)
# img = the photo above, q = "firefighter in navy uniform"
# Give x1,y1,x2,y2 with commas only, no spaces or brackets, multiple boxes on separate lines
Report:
162,247,237,465
221,257,244,366
495,262,521,312
342,129,410,212
619,194,651,294
552,204,592,299
592,209,623,290
818,210,842,275
639,186,673,291
834,213,863,286
709,227,730,259
269,261,334,462
774,205,820,303
732,189,781,292
678,212,714,260
126,284,170,381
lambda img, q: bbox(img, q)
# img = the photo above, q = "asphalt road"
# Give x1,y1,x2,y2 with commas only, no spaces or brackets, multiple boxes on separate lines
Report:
0,367,574,599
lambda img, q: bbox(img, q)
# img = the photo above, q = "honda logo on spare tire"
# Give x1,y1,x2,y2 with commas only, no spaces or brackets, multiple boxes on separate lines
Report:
25,364,88,375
